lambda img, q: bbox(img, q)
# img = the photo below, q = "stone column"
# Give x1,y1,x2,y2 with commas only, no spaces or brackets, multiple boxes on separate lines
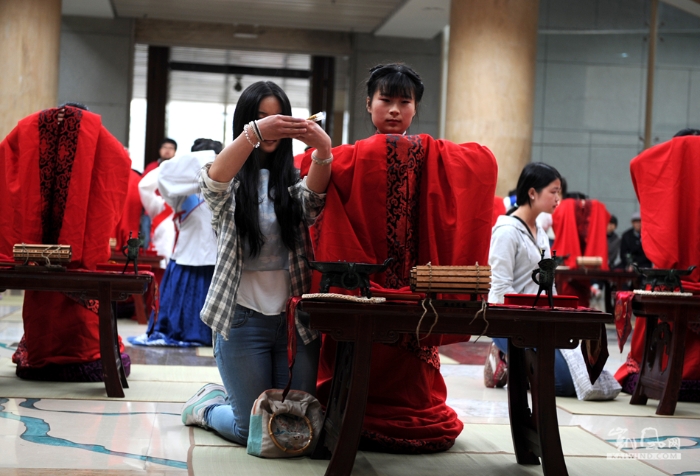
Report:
0,0,62,140
445,0,539,196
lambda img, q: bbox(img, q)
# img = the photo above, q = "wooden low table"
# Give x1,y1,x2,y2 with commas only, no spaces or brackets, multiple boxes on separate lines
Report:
555,268,640,313
630,293,700,415
299,298,612,476
0,266,152,398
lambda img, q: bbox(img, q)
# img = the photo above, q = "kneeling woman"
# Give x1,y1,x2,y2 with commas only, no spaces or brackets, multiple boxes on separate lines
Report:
484,162,576,397
299,63,498,453
181,81,332,445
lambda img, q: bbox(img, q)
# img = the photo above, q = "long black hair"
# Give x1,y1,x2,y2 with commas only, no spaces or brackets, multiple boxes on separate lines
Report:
233,81,302,257
507,162,561,215
366,63,424,106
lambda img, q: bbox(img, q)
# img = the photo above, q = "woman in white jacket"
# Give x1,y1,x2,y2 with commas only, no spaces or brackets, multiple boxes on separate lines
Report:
484,162,575,396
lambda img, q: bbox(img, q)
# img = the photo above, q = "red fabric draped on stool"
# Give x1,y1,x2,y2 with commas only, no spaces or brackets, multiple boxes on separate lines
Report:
0,107,131,376
300,134,497,453
552,198,610,307
615,136,700,391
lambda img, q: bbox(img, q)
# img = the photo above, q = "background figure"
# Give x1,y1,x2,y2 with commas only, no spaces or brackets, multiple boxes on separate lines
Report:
143,137,177,176
0,104,131,381
590,213,623,310
129,139,223,347
484,162,575,396
141,138,178,248
620,212,651,269
607,215,621,269
181,81,330,445
139,159,176,269
551,196,610,307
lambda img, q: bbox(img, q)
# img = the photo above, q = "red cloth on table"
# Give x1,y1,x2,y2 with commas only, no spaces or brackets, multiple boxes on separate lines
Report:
113,169,143,250
0,107,130,368
614,291,634,353
615,136,700,385
552,198,610,306
300,133,497,452
492,195,506,227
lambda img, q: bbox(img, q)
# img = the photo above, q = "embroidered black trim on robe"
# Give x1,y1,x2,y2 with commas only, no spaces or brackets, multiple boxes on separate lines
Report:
384,135,439,370
38,107,83,245
385,134,424,288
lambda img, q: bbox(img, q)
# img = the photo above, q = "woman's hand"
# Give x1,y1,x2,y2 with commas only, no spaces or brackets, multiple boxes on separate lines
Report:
297,120,332,158
301,120,333,195
254,114,307,141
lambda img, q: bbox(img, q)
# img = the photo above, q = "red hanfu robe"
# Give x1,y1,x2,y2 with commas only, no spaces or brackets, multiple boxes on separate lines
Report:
552,198,610,306
615,136,700,385
0,107,130,369
300,134,498,453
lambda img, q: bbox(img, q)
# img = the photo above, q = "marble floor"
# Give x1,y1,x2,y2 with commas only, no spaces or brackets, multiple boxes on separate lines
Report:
0,290,698,475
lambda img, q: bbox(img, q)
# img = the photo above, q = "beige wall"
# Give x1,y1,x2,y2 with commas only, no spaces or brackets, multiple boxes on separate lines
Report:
0,0,62,140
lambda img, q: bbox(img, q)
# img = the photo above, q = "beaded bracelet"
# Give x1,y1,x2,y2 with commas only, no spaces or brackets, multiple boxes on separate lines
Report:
243,124,260,148
311,150,333,166
247,121,262,143
251,120,265,142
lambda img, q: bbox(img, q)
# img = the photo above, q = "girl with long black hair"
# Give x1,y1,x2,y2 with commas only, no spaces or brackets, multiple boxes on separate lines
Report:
181,81,332,445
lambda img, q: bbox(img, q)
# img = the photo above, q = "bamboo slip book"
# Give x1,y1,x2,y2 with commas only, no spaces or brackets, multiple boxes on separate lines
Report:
13,244,72,265
410,264,491,294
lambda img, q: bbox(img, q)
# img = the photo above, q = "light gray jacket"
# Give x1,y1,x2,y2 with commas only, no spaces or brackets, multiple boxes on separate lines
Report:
488,214,556,304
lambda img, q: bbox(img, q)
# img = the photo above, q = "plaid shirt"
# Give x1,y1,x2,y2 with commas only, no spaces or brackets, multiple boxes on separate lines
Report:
199,163,324,344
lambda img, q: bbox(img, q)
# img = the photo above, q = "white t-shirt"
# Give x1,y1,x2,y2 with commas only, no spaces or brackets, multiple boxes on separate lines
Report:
236,169,291,315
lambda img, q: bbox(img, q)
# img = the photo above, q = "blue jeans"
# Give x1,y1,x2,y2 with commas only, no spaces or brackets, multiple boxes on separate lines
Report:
204,304,320,445
492,337,576,397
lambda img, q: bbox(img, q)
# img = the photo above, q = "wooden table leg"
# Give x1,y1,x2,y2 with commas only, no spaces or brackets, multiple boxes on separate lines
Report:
311,341,354,461
312,317,374,476
630,315,657,406
98,282,125,398
657,307,686,415
507,340,540,466
112,301,129,389
529,339,567,476
507,333,568,476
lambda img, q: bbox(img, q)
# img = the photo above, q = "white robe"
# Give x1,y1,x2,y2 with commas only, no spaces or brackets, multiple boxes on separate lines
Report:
139,167,175,267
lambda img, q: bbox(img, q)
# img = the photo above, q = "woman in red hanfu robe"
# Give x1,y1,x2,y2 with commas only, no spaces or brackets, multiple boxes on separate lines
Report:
300,64,498,453
0,105,131,381
551,197,610,307
615,133,700,401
